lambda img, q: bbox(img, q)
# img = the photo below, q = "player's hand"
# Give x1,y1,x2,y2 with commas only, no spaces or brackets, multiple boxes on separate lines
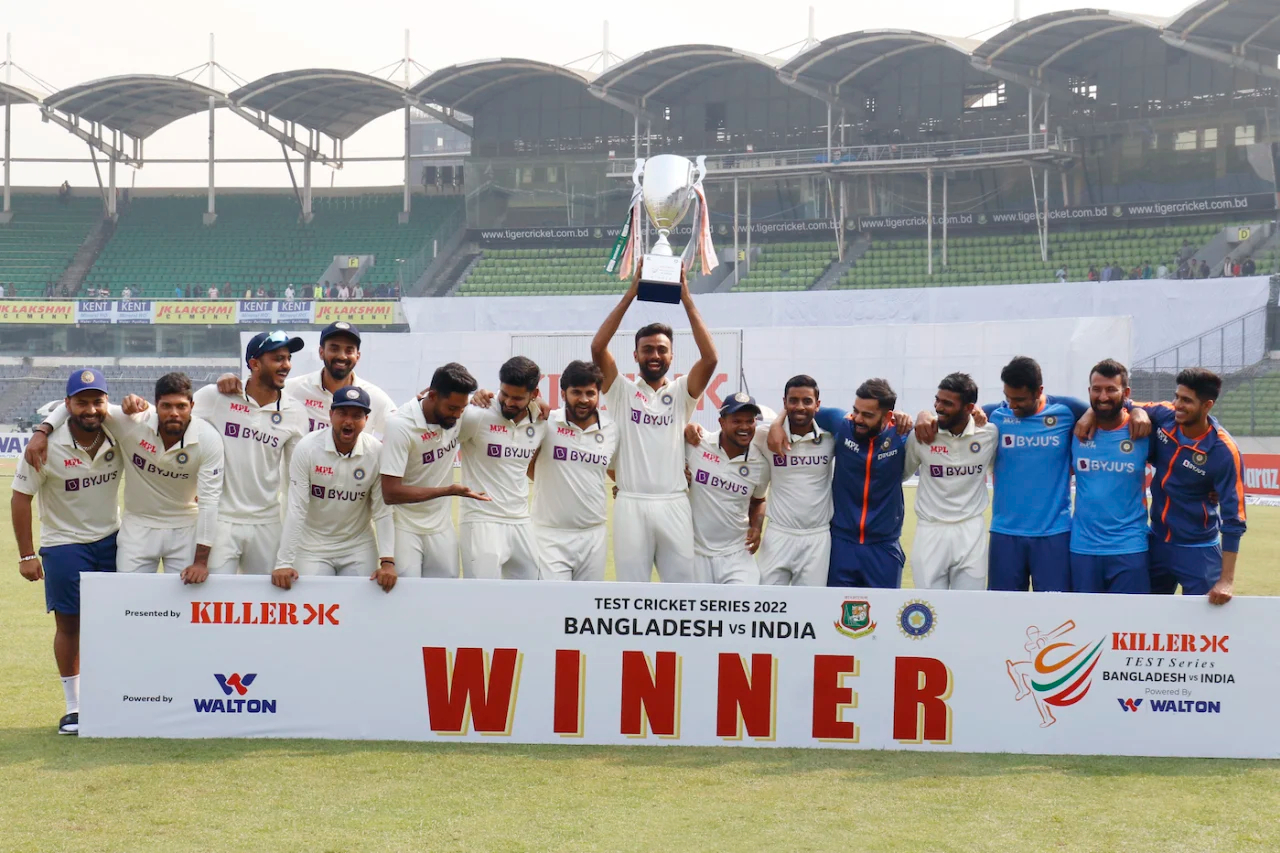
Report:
679,264,690,301
449,484,491,501
1074,408,1098,441
914,410,938,444
1207,578,1233,605
271,568,298,590
971,408,988,428
612,484,619,498
180,562,209,585
216,373,244,395
684,423,704,447
470,388,494,408
531,397,549,422
1207,490,1219,506
766,418,790,456
746,527,762,555
1128,406,1151,439
19,557,43,582
628,259,642,296
893,410,914,435
23,430,49,471
122,394,149,415
372,561,397,592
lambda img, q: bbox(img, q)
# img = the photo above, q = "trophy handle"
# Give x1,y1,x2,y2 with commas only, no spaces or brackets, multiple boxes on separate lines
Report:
632,158,646,188
693,155,707,186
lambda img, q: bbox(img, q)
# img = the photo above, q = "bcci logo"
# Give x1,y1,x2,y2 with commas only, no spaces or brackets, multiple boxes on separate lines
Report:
882,436,892,450
738,465,750,477
526,425,537,438
898,600,936,639
1006,620,1104,728
1120,440,1133,453
834,599,876,640
969,441,981,453
353,467,366,481
1044,416,1058,427
271,413,283,425
661,394,673,406
176,452,189,465
1193,452,1207,465
104,449,115,462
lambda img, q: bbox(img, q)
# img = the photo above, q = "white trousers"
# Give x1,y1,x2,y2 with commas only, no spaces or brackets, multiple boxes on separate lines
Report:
208,519,281,576
757,527,830,587
459,520,539,580
295,540,377,577
695,550,760,585
911,517,989,590
533,524,607,582
115,516,196,574
394,526,459,579
612,493,696,583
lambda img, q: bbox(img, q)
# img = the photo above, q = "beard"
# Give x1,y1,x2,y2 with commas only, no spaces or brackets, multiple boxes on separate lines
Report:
638,361,669,383
325,360,353,381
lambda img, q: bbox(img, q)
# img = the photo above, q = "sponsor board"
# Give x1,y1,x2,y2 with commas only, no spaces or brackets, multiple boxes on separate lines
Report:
275,300,314,324
0,301,76,324
236,300,275,324
74,300,115,324
116,300,154,324
1243,454,1280,497
80,575,1270,757
152,301,238,325
472,219,836,245
0,432,34,458
312,301,398,325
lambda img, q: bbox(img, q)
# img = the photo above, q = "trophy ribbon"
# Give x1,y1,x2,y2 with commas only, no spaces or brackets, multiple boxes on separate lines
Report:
605,158,647,278
680,155,719,275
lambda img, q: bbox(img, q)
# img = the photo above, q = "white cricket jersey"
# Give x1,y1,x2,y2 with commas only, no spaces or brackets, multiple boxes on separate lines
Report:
752,419,834,533
685,432,770,557
605,373,700,496
379,399,461,534
276,429,395,568
456,401,545,524
531,410,619,529
285,370,398,438
904,416,998,523
12,425,122,548
193,385,308,524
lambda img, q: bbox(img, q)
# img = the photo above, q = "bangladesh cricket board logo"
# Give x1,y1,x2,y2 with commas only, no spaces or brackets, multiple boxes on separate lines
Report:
1006,620,1105,728
834,599,876,640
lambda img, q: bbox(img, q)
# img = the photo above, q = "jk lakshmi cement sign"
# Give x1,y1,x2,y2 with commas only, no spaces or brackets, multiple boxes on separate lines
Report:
80,575,1270,758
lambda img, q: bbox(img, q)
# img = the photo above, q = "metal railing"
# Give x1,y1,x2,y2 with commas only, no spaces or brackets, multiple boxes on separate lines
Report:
1130,307,1269,401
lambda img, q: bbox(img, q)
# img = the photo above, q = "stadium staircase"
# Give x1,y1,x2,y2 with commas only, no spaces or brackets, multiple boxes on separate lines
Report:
56,217,115,296
0,195,102,297
1211,369,1280,437
812,234,870,290
730,241,839,292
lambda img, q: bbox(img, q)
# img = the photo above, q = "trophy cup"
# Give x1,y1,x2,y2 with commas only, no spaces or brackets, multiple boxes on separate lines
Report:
605,154,718,303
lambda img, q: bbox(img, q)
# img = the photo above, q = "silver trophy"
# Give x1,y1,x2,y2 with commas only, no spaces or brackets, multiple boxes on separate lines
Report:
635,154,714,303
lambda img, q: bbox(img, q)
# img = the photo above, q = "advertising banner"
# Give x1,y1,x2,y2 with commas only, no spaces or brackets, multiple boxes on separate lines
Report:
471,219,836,245
0,301,76,324
1243,454,1280,497
152,301,238,325
74,300,115,324
236,300,275,324
115,300,154,324
313,301,397,325
0,431,34,458
81,575,1271,758
275,300,314,324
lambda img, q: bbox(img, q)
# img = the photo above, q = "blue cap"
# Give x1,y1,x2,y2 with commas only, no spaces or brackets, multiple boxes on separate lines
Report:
719,391,760,417
331,385,372,412
245,330,305,365
320,321,361,346
66,368,109,397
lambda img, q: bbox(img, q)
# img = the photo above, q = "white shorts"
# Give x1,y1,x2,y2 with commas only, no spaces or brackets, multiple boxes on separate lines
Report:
295,540,377,577
533,524,607,582
612,493,696,584
116,516,196,574
695,550,759,585
208,519,282,576
911,517,988,590
394,526,459,579
757,527,830,587
459,520,538,580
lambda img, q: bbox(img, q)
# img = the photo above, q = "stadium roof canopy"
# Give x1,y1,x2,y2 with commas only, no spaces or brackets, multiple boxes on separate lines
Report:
972,9,1167,74
1165,0,1280,56
230,69,408,140
0,82,43,106
412,59,594,112
591,44,782,105
781,30,981,96
43,75,224,139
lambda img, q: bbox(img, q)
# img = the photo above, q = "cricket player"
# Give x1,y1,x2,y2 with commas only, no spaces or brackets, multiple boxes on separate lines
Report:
685,393,770,584
765,378,914,588
904,373,999,590
591,263,717,583
10,369,123,735
1069,359,1150,594
380,362,489,578
217,322,397,436
530,360,619,581
456,356,546,580
26,372,224,581
196,331,309,575
915,355,1149,592
272,386,397,591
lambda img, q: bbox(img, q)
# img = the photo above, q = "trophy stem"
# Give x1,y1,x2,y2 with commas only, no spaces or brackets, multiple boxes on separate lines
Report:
650,229,674,257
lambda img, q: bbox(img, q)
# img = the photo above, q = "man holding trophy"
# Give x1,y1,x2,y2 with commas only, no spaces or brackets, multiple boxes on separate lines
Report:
591,154,720,583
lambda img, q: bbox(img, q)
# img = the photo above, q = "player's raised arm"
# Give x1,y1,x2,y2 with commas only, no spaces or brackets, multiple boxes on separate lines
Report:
680,268,718,400
591,264,641,392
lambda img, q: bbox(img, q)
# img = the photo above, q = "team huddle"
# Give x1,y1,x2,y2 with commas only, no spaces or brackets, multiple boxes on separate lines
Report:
11,273,1248,735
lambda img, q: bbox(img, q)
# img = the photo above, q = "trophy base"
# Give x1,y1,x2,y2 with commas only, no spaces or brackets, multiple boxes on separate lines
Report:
637,253,683,304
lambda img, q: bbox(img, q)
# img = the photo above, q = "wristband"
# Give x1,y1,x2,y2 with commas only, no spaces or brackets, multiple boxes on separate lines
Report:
19,554,38,562
36,424,53,436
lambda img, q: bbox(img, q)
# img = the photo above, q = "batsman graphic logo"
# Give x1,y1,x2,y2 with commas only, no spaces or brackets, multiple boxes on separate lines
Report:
834,599,876,639
1006,621,1105,728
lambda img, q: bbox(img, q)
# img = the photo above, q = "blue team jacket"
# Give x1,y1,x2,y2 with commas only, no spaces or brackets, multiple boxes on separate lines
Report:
815,407,909,545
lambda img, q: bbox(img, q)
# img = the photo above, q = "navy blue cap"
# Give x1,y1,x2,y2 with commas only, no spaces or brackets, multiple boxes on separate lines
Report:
320,321,361,346
66,368,109,397
719,391,760,417
245,330,305,365
331,385,372,412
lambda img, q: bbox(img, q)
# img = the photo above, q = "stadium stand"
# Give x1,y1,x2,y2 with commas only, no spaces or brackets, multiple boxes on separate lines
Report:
1213,374,1280,437
0,195,102,296
734,242,838,291
458,248,628,297
82,194,461,297
0,364,222,428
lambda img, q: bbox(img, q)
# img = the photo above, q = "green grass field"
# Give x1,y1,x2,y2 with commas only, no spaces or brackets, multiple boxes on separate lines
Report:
3,460,1280,852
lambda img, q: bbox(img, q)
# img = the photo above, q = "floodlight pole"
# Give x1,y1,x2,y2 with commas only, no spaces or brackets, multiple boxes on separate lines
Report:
2,33,12,223
926,167,933,276
941,171,948,268
400,29,412,225
205,33,217,225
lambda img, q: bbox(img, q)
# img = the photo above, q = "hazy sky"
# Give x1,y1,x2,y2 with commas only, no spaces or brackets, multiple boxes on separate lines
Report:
4,0,1192,189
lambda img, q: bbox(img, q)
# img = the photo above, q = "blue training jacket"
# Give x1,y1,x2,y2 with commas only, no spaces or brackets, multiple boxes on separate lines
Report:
815,407,909,545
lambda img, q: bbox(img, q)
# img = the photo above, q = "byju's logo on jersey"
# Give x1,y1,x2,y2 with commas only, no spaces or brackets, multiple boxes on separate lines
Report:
553,446,569,461
224,422,241,438
310,485,325,498
1002,434,1061,448
773,453,788,467
486,443,502,458
695,469,710,484
195,672,277,714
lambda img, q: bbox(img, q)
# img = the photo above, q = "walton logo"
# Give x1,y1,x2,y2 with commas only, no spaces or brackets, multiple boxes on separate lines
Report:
215,672,257,696
195,673,276,714
1118,697,1143,712
1006,620,1104,728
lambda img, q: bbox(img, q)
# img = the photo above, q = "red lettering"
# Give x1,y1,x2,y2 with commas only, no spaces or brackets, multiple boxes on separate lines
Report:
811,654,858,741
716,653,776,740
620,650,681,738
697,373,728,411
1112,632,1131,651
893,656,953,743
279,602,297,625
422,647,523,735
553,649,585,736
191,602,211,624
258,602,277,625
